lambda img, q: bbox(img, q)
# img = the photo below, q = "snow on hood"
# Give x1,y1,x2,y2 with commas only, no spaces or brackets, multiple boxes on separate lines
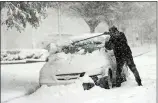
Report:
40,48,114,82
43,48,111,75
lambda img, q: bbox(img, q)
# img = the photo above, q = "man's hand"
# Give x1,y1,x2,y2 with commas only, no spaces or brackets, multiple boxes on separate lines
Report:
103,31,109,35
105,35,111,42
105,48,108,52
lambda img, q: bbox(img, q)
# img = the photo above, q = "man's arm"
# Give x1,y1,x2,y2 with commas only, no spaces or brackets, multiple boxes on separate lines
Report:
105,42,112,50
119,32,127,43
104,37,115,51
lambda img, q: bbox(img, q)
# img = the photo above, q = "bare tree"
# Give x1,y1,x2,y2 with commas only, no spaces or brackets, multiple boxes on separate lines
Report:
65,2,115,33
109,2,139,32
134,2,156,45
110,2,156,46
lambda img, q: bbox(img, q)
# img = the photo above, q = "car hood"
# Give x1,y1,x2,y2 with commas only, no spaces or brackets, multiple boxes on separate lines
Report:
40,48,116,77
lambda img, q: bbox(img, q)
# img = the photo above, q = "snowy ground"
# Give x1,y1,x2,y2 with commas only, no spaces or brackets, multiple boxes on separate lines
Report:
1,44,156,103
1,62,46,103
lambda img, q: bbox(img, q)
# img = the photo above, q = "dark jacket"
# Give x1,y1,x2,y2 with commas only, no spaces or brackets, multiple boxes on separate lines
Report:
105,32,132,59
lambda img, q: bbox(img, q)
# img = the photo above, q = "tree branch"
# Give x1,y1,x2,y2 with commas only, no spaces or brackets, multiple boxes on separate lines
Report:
8,2,31,18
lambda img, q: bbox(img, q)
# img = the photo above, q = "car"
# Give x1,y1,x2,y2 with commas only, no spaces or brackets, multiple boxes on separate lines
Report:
39,34,129,89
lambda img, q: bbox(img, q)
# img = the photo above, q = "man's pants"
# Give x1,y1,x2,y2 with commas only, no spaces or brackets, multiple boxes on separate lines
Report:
115,55,142,87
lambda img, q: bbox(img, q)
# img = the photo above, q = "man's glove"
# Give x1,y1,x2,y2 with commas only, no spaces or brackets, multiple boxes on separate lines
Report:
105,48,108,52
103,32,110,35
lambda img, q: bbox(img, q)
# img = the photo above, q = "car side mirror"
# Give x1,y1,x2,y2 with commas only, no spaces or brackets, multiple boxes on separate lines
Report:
80,72,86,77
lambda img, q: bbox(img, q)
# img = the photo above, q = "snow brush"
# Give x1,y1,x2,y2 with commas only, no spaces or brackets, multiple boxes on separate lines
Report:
71,32,110,45
71,32,151,58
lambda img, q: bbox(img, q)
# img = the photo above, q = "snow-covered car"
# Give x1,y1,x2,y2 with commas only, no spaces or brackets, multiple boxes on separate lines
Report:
39,33,129,89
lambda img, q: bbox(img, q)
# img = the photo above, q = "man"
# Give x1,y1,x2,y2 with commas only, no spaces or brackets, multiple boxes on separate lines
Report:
104,26,142,87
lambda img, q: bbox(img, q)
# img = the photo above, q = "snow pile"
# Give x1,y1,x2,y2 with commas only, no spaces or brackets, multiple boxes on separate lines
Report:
80,74,94,84
1,62,46,102
1,49,49,62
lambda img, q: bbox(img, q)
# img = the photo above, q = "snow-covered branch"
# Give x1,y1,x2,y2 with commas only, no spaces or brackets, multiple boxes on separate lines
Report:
8,2,31,18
